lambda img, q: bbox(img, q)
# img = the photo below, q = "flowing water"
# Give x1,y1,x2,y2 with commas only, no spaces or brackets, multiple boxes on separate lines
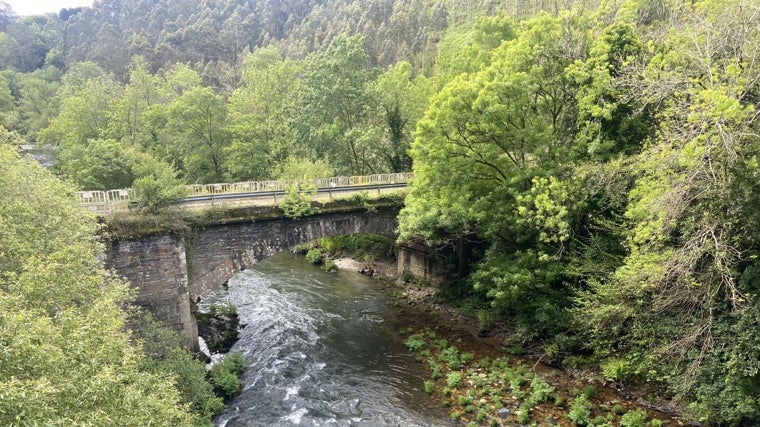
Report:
204,252,451,427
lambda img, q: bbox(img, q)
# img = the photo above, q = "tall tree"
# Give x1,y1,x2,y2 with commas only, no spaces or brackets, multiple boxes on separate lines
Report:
227,46,302,181
368,61,433,171
576,1,760,423
298,34,377,175
166,86,230,183
399,9,595,338
0,143,198,425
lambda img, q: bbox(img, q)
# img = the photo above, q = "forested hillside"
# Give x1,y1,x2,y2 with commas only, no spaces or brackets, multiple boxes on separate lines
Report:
2,0,760,425
0,0,597,188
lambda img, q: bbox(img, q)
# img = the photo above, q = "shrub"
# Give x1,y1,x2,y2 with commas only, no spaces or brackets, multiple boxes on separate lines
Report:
305,248,324,264
528,376,554,405
424,380,436,394
132,171,186,213
439,346,461,369
322,260,338,273
518,402,531,423
405,334,426,352
567,395,591,426
583,385,597,399
428,359,443,379
209,353,246,399
446,371,462,388
620,409,648,427
280,183,318,219
461,352,475,365
602,358,631,382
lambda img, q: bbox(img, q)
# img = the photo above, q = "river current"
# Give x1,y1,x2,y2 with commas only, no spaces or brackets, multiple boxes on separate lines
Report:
203,252,450,427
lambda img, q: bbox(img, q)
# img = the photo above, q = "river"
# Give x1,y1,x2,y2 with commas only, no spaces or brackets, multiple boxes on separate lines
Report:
202,252,451,427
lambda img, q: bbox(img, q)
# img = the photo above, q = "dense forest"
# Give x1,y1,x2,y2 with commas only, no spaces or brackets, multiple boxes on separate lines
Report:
2,0,760,425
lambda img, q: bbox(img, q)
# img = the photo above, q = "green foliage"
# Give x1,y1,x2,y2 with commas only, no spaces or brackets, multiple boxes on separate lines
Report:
601,358,631,383
305,248,324,265
445,371,462,389
227,48,303,181
130,312,223,420
297,34,376,175
321,260,338,273
166,86,230,183
620,409,648,427
439,346,461,370
131,154,187,213
0,144,198,425
279,183,319,219
527,376,554,405
317,233,396,261
208,353,246,400
5,1,760,424
275,157,334,182
405,334,426,352
567,395,592,426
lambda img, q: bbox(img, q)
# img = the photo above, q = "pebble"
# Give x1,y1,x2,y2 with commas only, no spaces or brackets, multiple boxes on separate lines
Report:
498,407,511,418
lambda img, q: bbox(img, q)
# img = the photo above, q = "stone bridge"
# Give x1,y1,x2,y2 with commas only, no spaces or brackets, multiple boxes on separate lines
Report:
105,206,399,351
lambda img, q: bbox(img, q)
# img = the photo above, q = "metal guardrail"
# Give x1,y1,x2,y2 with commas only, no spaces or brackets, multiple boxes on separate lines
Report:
77,172,413,213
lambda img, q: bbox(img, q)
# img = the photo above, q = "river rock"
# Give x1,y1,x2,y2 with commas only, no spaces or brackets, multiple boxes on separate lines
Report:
196,310,240,353
498,407,511,418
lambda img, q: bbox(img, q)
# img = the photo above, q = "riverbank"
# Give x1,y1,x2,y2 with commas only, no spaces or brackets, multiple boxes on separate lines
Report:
331,257,692,427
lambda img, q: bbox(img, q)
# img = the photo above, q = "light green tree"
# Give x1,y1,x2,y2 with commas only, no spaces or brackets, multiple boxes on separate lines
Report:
0,144,199,425
227,46,302,181
166,86,231,183
368,61,433,172
298,34,378,175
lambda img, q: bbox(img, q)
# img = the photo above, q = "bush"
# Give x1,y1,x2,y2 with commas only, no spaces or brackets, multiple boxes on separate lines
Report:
279,183,318,219
132,172,186,213
208,353,246,399
317,233,396,260
322,260,338,273
132,310,224,420
131,153,187,213
528,376,554,405
305,248,324,264
439,346,461,369
446,371,462,388
405,334,426,352
602,358,631,382
567,395,591,426
620,409,648,427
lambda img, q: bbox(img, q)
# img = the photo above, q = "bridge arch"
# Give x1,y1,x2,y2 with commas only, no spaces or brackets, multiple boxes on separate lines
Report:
187,209,398,300
106,208,399,351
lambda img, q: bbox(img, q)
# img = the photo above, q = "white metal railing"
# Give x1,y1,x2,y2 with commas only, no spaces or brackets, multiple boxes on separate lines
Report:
76,172,413,213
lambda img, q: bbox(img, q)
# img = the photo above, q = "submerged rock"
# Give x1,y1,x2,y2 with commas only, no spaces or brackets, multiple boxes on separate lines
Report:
196,308,240,353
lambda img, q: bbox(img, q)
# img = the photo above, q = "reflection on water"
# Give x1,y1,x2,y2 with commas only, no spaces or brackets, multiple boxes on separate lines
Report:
203,252,449,427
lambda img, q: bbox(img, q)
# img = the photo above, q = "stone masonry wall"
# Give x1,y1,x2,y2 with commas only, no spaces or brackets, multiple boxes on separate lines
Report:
397,241,447,286
106,208,398,351
106,234,199,351
188,209,398,300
